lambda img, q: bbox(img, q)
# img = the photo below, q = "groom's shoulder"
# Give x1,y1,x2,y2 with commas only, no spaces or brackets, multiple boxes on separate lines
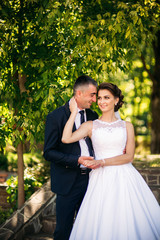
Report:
47,104,67,118
86,109,98,119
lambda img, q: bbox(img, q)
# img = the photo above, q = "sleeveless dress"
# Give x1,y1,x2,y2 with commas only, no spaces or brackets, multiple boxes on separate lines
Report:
69,119,160,240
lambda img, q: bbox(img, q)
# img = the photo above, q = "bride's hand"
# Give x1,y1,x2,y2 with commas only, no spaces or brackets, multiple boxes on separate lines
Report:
83,159,101,169
70,97,78,114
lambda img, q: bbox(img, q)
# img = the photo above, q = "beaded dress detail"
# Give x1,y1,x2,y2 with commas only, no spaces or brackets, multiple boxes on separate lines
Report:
69,119,160,240
92,119,126,160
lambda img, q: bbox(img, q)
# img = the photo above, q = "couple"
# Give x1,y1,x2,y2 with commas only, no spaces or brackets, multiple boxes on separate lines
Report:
43,75,160,240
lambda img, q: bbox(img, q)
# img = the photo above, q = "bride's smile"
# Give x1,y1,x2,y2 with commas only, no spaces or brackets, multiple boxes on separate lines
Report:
97,89,119,114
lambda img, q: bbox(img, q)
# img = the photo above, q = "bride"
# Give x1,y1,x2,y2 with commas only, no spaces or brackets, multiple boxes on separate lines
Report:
62,82,160,240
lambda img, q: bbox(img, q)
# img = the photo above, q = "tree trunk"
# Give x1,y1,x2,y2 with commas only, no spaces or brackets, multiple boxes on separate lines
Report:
151,87,160,153
17,73,26,208
17,142,25,208
141,30,160,153
151,30,160,153
15,0,26,208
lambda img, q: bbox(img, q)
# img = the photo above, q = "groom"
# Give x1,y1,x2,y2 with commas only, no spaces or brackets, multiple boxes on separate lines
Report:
43,75,99,240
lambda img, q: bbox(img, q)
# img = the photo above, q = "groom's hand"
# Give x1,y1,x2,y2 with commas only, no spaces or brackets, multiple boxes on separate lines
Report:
84,160,101,169
123,147,126,154
78,156,101,169
78,156,94,166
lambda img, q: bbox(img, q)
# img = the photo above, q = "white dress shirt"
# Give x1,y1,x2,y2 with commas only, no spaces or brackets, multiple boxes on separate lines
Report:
74,109,90,168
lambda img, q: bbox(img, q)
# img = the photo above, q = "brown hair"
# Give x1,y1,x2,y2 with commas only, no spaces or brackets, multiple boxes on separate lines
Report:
73,75,97,95
98,82,124,111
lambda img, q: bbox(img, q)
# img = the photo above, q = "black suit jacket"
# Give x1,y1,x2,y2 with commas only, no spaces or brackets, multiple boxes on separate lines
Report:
43,101,98,195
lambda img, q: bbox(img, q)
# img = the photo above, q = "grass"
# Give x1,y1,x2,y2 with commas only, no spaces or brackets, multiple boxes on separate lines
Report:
134,155,160,168
6,151,46,172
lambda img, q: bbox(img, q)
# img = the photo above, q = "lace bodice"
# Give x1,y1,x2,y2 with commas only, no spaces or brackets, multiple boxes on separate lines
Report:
91,119,127,160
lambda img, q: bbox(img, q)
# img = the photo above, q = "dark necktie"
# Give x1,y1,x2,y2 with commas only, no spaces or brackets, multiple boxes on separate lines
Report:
79,110,94,156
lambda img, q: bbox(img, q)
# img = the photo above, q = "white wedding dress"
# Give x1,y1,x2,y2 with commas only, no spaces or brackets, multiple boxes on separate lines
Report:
69,119,160,240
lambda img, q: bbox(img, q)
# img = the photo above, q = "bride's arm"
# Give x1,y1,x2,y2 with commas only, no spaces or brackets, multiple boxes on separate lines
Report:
62,98,92,143
99,121,135,167
62,121,92,143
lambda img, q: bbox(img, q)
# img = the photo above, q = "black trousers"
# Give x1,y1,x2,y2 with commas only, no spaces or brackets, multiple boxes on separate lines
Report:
54,171,89,240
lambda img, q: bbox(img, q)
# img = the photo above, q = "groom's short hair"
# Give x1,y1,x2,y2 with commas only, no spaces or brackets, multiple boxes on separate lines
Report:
73,75,97,95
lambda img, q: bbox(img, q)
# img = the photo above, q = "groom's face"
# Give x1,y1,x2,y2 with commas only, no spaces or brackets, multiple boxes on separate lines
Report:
76,84,97,110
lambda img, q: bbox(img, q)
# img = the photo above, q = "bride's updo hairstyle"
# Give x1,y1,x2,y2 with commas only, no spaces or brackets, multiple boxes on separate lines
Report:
97,83,124,111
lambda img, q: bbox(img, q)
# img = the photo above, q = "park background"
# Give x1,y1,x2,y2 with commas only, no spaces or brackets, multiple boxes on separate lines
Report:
0,0,160,228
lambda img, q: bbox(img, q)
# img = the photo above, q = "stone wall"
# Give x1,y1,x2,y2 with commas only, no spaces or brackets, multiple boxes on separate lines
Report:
138,168,160,185
137,167,160,203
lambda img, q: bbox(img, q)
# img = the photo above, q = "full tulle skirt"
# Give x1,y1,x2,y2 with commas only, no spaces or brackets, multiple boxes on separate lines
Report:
69,163,160,240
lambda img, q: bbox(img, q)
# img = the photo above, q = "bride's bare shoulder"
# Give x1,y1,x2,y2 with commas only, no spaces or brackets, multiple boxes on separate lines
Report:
82,121,93,136
125,121,135,133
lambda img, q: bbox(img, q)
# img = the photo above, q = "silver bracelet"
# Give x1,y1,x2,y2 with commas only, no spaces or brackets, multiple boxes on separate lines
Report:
102,159,105,167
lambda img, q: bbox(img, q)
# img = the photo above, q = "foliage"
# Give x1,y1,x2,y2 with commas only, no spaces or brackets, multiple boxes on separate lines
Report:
0,154,8,170
0,113,12,153
115,59,152,136
0,0,159,151
135,135,151,155
0,207,13,225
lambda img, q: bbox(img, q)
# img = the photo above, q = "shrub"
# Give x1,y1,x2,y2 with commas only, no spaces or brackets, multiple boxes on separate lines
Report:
6,167,44,210
0,206,13,225
0,154,8,171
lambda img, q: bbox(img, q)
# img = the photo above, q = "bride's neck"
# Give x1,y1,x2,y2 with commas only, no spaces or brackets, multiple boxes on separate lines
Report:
99,112,117,123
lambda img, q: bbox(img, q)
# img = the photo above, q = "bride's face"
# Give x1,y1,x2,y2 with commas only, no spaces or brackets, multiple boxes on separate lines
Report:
97,89,118,112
